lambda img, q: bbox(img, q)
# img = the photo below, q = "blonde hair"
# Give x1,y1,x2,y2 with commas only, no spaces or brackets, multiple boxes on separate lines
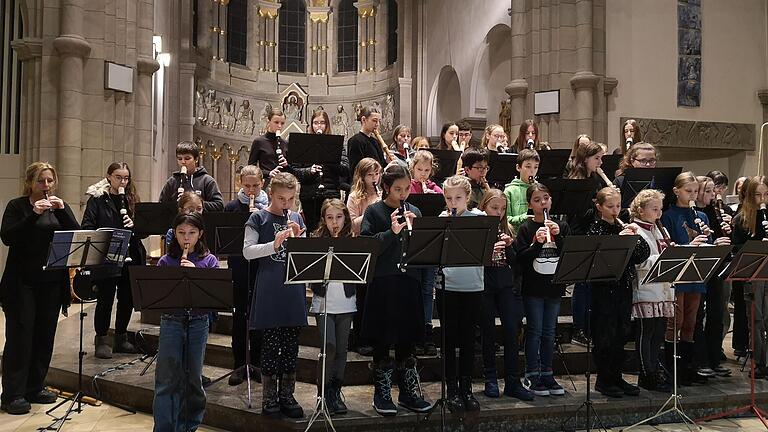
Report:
349,157,382,201
595,186,621,206
411,136,430,150
268,172,298,193
409,150,435,177
478,189,513,236
239,165,263,181
443,175,471,197
23,162,57,196
480,124,504,149
630,189,665,220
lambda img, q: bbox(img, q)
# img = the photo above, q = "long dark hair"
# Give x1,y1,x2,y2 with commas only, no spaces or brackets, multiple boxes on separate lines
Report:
514,119,539,152
437,122,458,150
308,109,332,135
107,162,140,214
167,212,209,259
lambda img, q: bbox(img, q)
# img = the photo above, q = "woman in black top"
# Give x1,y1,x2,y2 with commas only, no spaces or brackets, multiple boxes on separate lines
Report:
0,162,80,415
81,162,146,359
298,109,351,232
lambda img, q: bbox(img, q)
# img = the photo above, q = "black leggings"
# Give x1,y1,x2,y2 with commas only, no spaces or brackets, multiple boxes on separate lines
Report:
436,290,482,380
635,317,665,375
94,272,134,336
372,343,414,365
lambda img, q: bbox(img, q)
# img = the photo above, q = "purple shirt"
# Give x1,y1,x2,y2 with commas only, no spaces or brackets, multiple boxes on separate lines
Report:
157,252,219,269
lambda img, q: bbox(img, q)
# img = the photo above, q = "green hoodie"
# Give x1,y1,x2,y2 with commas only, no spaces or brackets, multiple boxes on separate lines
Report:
504,178,531,228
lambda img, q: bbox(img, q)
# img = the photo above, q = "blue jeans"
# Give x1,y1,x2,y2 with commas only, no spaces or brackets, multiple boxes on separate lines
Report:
524,296,560,376
153,314,209,432
571,283,591,332
421,267,436,325
481,289,524,378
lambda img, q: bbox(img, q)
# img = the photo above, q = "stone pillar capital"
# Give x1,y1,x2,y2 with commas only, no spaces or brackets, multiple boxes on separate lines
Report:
258,0,281,18
570,72,600,90
604,77,618,96
505,79,529,98
11,38,42,61
53,35,91,58
308,6,330,22
758,89,768,106
137,56,160,75
354,0,379,17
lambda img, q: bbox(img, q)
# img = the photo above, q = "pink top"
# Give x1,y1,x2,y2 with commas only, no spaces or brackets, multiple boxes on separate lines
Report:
409,179,443,194
348,193,381,235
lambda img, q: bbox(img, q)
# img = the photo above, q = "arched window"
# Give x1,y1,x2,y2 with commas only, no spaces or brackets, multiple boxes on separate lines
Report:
279,0,306,73
227,0,247,65
387,0,397,66
337,0,357,72
1,0,22,154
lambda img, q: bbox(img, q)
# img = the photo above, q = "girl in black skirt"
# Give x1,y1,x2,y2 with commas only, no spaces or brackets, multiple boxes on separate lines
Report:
360,164,433,416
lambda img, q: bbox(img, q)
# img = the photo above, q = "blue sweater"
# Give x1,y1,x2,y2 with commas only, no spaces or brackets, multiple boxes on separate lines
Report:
660,204,711,293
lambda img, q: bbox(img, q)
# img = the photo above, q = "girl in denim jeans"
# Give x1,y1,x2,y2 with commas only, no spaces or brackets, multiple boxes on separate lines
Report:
514,183,570,397
154,212,219,432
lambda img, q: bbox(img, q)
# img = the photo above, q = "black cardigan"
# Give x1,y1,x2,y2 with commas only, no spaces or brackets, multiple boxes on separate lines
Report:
81,192,147,266
347,132,386,174
0,196,80,307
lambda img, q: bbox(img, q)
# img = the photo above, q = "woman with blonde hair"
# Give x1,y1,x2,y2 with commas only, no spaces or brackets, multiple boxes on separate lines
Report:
1,162,80,414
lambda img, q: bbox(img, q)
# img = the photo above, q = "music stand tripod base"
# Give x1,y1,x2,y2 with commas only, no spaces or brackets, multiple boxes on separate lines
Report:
621,245,731,432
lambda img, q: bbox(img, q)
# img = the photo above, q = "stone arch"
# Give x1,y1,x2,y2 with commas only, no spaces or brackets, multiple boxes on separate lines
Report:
469,23,511,123
426,65,461,137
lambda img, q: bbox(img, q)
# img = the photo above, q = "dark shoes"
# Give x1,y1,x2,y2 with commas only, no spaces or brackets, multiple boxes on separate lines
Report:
278,373,304,418
396,358,433,413
356,345,374,356
571,329,591,347
460,377,480,412
503,376,534,401
261,374,281,416
372,362,397,416
27,389,58,404
94,335,113,359
595,379,623,398
1,397,31,415
228,365,261,386
615,376,640,396
113,333,138,354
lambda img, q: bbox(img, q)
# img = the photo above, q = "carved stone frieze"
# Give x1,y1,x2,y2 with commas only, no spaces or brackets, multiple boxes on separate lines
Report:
621,117,755,151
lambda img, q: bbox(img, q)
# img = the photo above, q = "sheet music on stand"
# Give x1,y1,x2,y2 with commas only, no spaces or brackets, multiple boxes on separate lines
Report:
45,229,131,270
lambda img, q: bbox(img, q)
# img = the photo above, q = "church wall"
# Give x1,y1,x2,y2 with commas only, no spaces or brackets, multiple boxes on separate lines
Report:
420,0,511,136
606,0,768,180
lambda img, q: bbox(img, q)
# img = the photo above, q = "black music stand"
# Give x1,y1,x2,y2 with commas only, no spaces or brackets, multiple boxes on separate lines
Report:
406,194,447,217
400,216,498,431
538,178,598,218
203,212,250,257
284,237,379,432
487,152,518,188
697,240,768,429
601,154,622,180
619,167,682,208
553,235,640,432
538,149,571,178
621,245,731,432
129,266,233,428
134,202,177,236
42,230,128,432
427,149,461,184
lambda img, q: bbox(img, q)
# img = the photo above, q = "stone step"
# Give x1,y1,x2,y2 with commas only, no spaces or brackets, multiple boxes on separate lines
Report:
124,319,630,386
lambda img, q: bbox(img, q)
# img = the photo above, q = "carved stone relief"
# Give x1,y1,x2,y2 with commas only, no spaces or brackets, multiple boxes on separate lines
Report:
621,117,754,150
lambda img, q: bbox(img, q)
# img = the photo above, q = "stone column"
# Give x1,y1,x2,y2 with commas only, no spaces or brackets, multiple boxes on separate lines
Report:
135,0,158,201
246,0,260,68
308,6,330,76
197,0,213,58
398,0,413,128
10,38,43,165
53,0,92,212
507,0,528,129
569,0,598,137
354,0,377,73
258,1,280,73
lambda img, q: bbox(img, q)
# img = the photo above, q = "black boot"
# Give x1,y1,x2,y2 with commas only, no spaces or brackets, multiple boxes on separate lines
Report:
113,332,138,354
460,376,480,412
278,373,304,418
396,357,433,413
94,335,112,359
318,379,338,415
664,341,689,386
681,342,707,385
329,377,347,414
446,378,465,414
424,324,437,356
372,360,397,416
261,374,280,416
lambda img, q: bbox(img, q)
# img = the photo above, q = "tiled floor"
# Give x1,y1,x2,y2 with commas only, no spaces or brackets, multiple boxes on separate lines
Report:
0,304,766,431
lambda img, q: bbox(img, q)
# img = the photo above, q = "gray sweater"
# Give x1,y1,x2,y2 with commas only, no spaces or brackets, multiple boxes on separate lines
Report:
439,208,485,292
